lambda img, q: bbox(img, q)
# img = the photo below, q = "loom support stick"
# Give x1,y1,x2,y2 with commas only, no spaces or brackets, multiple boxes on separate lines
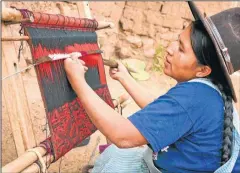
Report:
2,147,47,173
1,7,114,29
21,154,54,173
2,36,29,41
2,93,129,173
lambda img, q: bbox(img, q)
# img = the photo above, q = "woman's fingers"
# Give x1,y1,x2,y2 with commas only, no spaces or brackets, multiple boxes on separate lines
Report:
79,59,86,65
84,66,88,71
110,68,118,72
69,54,86,65
64,57,88,73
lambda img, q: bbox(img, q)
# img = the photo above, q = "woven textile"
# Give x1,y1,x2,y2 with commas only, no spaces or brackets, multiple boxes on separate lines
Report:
19,9,114,161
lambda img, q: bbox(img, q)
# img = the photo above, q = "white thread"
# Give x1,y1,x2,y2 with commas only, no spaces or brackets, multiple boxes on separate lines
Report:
49,52,81,61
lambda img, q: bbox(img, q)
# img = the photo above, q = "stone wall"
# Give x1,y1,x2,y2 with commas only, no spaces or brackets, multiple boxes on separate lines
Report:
116,1,240,60
7,1,240,63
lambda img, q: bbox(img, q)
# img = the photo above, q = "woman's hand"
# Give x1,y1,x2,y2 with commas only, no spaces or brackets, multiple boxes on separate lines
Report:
64,55,88,90
109,61,131,83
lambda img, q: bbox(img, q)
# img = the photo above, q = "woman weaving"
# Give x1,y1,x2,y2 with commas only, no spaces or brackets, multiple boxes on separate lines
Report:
64,2,240,173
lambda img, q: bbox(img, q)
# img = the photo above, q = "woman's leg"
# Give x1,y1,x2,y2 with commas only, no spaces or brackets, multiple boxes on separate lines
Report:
92,144,150,173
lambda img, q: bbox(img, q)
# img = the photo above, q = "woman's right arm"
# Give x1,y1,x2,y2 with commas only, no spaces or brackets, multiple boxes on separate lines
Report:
109,62,156,108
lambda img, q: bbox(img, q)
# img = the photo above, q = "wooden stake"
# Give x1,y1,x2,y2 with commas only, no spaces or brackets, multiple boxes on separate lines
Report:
2,23,36,152
83,1,92,19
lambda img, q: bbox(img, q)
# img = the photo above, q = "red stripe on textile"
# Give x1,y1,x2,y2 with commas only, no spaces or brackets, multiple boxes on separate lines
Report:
32,43,102,81
42,86,113,159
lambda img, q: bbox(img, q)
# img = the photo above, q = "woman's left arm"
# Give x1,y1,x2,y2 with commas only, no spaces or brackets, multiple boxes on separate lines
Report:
64,57,147,148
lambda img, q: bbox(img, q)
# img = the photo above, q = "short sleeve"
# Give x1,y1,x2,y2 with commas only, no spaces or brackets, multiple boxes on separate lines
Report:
128,94,193,153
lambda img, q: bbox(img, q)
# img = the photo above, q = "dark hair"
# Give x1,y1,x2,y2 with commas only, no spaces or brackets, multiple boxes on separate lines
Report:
190,20,234,165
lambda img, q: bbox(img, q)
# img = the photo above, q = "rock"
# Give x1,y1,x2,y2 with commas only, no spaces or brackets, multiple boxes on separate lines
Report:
183,20,191,29
133,22,148,36
127,1,163,11
110,4,125,22
162,15,184,29
115,43,132,59
123,6,143,21
120,18,134,32
157,32,178,41
121,7,145,35
146,2,163,11
156,39,170,48
126,2,148,10
147,24,156,38
144,10,163,26
89,2,114,17
144,48,156,58
141,37,154,49
141,37,156,58
119,47,131,58
126,36,142,48
102,45,115,59
158,32,172,41
155,27,170,34
115,1,125,9
161,2,185,17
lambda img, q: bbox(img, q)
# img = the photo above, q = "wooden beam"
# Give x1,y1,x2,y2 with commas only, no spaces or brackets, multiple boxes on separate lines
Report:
1,7,114,30
21,154,54,173
76,2,85,17
2,36,29,41
2,147,47,173
1,88,25,156
1,5,23,22
83,1,92,19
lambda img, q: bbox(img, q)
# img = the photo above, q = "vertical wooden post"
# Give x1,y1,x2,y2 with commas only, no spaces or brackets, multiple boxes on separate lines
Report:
1,81,25,157
76,2,85,18
2,23,36,154
83,1,93,19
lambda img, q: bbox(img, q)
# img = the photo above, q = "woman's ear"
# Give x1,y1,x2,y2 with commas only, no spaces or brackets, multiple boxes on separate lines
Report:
196,65,212,78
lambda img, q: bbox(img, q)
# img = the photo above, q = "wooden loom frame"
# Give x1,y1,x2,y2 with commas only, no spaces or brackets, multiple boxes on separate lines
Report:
1,2,128,173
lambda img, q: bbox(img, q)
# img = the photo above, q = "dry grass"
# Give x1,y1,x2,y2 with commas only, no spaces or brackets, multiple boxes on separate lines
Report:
152,45,166,73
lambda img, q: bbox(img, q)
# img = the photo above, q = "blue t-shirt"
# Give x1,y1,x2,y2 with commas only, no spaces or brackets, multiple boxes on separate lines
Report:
128,82,240,173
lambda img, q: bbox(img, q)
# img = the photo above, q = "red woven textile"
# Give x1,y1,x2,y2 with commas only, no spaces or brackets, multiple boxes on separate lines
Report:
20,10,114,161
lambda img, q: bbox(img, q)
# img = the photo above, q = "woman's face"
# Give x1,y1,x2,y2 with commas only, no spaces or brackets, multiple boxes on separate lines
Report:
164,25,207,82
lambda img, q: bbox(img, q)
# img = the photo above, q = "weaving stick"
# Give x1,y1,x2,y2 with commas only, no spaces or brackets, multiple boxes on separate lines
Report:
103,59,137,73
1,50,136,80
1,50,102,80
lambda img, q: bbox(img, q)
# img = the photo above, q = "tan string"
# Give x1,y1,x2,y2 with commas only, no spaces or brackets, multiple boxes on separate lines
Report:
27,148,47,173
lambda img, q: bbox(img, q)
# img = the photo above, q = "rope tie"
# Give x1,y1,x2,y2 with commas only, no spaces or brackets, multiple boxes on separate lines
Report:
27,148,47,173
